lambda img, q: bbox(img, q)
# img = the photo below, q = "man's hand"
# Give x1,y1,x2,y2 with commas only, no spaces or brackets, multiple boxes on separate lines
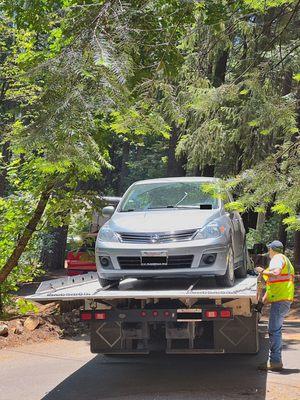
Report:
255,267,264,274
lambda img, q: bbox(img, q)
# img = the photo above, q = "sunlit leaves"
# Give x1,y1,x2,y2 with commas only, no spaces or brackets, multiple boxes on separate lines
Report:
293,73,300,82
242,0,296,12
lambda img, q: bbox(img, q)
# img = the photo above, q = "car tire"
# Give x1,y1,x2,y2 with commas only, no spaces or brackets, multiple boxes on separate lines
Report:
216,245,235,287
235,242,248,278
98,277,120,288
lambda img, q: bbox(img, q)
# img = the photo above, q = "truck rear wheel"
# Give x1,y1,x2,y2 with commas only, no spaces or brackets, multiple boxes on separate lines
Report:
216,246,235,287
99,277,120,288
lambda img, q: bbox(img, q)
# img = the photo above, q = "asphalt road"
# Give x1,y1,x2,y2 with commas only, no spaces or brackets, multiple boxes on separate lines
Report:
1,321,299,400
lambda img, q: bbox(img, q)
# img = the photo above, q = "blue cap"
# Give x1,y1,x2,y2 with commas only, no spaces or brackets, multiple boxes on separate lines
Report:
267,240,284,252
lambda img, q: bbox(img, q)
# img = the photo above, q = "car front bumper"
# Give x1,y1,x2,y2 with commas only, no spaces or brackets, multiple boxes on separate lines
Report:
95,237,230,280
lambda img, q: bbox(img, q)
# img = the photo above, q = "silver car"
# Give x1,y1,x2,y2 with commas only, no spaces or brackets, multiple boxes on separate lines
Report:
95,177,248,288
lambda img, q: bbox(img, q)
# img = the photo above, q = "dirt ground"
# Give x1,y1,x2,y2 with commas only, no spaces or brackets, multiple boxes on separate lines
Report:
0,301,88,350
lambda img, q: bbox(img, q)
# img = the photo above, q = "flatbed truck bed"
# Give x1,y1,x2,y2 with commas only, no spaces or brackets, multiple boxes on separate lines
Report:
27,274,260,355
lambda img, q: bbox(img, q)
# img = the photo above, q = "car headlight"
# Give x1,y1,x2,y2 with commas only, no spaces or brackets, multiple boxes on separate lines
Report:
194,221,224,240
98,224,120,243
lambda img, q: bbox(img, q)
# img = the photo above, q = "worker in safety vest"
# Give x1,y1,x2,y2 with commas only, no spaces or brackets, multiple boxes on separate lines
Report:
255,240,295,371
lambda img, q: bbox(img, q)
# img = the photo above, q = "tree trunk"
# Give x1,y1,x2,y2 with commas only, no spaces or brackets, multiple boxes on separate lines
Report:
0,141,10,197
278,217,287,250
167,125,186,177
294,231,300,273
256,212,266,230
118,141,130,195
293,82,300,272
212,49,229,87
242,210,257,233
202,164,215,177
201,44,230,176
0,184,53,284
41,225,68,271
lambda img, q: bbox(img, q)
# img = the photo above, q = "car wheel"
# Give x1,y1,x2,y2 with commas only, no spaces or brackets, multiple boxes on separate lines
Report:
216,245,235,287
98,277,120,288
235,242,248,278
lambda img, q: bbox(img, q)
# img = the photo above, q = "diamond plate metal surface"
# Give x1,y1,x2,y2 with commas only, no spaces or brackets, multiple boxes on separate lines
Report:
219,317,250,346
96,322,121,348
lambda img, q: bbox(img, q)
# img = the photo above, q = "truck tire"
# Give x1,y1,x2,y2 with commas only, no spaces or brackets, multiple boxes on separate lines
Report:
235,242,248,278
98,277,120,288
216,246,235,287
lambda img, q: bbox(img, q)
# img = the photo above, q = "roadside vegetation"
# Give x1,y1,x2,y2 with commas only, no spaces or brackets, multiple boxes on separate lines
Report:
0,0,299,314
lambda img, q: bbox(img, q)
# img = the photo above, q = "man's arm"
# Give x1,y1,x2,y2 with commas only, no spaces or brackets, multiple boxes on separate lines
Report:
256,255,284,276
257,268,281,277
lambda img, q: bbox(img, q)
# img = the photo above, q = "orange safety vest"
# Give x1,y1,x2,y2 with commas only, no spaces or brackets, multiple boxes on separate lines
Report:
265,255,295,302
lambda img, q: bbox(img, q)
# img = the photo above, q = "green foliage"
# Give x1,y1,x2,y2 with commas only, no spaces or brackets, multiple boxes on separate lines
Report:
108,107,170,140
246,215,295,249
174,1,299,229
246,216,280,248
15,298,39,315
1,0,300,313
242,0,296,12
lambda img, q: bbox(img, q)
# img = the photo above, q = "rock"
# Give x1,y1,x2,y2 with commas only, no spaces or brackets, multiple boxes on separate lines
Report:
38,317,46,326
0,323,8,337
39,302,59,316
13,321,24,335
24,316,40,331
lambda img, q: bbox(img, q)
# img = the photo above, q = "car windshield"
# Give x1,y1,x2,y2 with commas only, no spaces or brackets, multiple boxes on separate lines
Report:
120,181,219,212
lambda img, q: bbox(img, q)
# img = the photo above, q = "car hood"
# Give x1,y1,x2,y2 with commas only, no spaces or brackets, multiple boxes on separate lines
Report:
108,209,221,233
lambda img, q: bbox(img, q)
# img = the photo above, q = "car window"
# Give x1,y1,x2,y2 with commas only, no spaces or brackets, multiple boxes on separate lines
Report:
120,182,220,212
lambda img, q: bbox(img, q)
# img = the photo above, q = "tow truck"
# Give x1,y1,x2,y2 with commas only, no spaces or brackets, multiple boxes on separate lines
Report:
65,196,121,276
27,272,260,355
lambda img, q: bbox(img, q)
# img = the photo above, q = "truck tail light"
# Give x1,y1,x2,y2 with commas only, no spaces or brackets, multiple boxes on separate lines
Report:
140,310,147,317
220,309,231,318
95,312,106,320
164,311,170,317
152,310,158,317
81,311,92,321
205,310,218,318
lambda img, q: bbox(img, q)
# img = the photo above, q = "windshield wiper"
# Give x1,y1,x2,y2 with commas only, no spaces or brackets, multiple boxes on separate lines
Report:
175,204,213,209
147,205,175,209
146,204,213,210
175,192,188,207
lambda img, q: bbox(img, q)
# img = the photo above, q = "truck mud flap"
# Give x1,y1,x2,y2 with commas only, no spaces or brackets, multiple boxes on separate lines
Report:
214,312,259,354
90,321,150,354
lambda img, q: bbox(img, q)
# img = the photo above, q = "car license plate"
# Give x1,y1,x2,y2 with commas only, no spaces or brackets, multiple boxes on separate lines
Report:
141,251,168,265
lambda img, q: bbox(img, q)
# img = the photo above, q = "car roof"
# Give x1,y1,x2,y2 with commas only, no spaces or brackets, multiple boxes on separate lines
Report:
133,177,220,186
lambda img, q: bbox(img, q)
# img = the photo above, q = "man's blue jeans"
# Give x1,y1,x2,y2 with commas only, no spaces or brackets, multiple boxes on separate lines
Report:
268,301,291,363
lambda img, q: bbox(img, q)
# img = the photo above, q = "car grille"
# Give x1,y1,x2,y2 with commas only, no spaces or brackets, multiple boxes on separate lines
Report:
118,229,197,244
117,255,194,270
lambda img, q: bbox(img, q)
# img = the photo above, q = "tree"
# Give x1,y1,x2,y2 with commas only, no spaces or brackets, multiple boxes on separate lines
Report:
176,0,299,247
1,0,300,313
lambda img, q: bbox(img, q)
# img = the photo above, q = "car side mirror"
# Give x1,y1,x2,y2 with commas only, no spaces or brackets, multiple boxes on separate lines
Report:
102,206,115,217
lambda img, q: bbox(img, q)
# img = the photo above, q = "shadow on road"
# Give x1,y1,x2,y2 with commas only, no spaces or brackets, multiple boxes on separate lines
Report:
42,336,270,400
276,368,300,375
